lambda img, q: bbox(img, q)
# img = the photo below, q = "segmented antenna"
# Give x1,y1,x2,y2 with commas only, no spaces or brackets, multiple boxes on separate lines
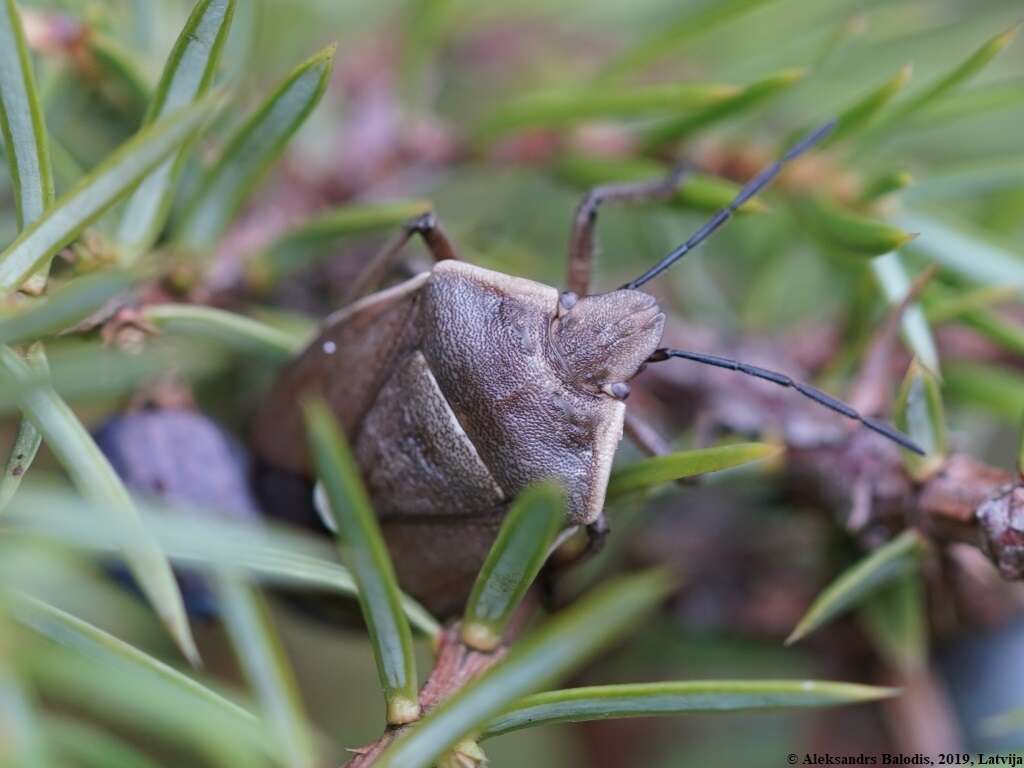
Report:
648,347,925,455
623,120,837,290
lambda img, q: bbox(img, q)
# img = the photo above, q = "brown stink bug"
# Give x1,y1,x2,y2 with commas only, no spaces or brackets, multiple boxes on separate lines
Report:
250,120,922,617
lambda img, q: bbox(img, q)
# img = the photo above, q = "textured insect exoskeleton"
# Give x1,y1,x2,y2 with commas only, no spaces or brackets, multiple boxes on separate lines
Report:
251,121,922,617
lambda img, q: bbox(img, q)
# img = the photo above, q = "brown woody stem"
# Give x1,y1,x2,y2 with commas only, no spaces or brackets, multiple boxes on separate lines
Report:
343,625,507,767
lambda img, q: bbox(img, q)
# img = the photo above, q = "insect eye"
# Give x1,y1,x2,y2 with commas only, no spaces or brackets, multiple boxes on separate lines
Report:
608,382,631,400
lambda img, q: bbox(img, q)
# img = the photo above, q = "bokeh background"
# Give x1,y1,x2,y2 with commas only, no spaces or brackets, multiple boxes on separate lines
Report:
3,0,1024,766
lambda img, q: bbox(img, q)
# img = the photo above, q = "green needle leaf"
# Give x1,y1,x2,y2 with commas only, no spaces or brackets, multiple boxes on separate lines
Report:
5,485,440,637
908,77,1024,126
641,68,805,150
0,0,55,296
462,482,565,651
600,0,783,81
1018,412,1024,479
474,81,738,143
86,35,152,121
924,303,1024,379
823,64,912,146
897,212,1024,288
0,342,219,413
870,252,940,373
873,24,1019,135
925,285,1018,326
250,199,431,287
375,570,676,768
905,158,1024,205
0,658,48,768
945,362,1024,421
0,270,135,347
895,359,947,479
0,0,59,503
786,530,927,645
304,399,420,726
25,647,268,767
5,591,253,723
860,170,912,203
984,708,1024,739
217,577,316,768
116,0,235,262
43,715,163,768
0,342,43,513
177,45,335,252
482,680,899,737
399,0,459,106
858,572,927,672
141,303,305,364
608,442,779,501
0,0,55,233
0,346,200,665
0,419,39,512
796,197,916,256
671,173,768,213
0,95,221,294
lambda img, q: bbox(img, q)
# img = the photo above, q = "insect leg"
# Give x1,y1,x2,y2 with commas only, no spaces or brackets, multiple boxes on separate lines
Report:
648,347,924,454
538,511,610,610
624,409,672,457
584,512,611,556
344,212,460,304
566,164,689,297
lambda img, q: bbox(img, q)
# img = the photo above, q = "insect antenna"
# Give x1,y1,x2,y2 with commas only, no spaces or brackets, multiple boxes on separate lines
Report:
622,119,837,290
647,347,925,455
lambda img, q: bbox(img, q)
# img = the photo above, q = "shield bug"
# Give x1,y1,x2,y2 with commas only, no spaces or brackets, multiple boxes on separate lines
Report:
251,120,922,617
